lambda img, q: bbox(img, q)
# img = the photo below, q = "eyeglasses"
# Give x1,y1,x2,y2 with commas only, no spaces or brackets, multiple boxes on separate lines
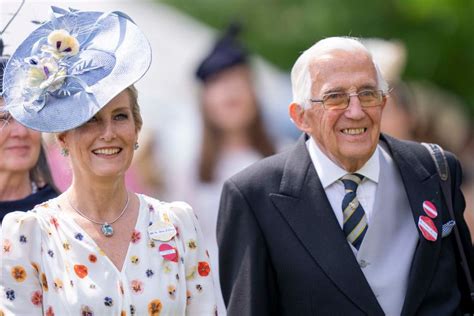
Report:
310,89,386,110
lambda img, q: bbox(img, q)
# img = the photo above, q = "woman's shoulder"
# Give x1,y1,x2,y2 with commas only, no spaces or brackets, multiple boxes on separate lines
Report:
139,194,195,224
2,197,60,228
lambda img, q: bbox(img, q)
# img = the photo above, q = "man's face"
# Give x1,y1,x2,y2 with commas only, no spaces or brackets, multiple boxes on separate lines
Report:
292,50,386,172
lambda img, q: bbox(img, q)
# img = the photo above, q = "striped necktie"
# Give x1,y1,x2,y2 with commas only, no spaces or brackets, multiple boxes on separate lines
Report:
341,173,368,250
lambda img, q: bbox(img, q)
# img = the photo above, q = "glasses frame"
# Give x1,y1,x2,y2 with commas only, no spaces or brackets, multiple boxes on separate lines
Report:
309,89,389,110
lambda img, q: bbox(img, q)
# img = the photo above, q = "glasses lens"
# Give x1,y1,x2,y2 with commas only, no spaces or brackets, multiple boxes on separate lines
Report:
359,90,383,107
323,93,348,109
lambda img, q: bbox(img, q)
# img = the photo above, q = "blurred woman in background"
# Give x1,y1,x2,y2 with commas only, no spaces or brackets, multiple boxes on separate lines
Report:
185,23,276,315
0,56,58,222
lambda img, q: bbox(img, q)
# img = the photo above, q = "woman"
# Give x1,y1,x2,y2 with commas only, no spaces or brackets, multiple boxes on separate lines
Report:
0,56,58,222
0,7,216,315
177,23,276,315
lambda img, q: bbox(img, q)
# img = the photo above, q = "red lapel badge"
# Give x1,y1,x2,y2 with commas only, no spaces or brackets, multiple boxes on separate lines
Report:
159,243,178,262
418,215,438,242
422,200,438,218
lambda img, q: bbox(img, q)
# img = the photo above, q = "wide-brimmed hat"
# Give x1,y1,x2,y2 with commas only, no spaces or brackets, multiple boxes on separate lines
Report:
0,56,8,95
2,6,152,132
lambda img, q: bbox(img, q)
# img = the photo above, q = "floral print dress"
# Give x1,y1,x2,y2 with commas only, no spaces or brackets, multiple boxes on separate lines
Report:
0,194,216,315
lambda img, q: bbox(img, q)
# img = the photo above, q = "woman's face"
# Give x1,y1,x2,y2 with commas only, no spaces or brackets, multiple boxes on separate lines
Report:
58,90,138,181
0,97,42,175
202,65,257,133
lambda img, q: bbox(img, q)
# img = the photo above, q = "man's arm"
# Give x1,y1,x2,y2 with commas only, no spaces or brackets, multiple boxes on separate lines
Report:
217,179,279,316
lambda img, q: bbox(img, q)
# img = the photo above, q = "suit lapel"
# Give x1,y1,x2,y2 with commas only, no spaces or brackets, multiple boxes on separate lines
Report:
383,135,443,316
270,135,384,315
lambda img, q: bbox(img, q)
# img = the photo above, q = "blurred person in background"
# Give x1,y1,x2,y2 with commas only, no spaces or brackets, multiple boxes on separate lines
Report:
1,7,216,315
184,23,276,315
410,82,474,243
365,38,474,243
0,54,58,223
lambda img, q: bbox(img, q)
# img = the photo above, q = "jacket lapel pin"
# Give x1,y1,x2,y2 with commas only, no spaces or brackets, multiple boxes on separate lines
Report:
441,220,456,238
418,215,438,242
422,200,437,218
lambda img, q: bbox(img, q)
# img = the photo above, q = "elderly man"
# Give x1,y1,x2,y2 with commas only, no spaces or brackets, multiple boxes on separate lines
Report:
217,37,473,315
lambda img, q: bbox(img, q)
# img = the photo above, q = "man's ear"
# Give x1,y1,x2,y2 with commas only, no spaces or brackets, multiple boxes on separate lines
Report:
381,94,388,111
289,102,311,133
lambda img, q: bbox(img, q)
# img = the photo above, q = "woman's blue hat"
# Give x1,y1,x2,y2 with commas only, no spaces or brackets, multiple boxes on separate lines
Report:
0,56,8,94
2,7,152,132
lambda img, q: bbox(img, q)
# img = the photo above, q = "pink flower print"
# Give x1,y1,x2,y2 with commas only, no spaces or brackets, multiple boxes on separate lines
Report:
50,217,59,229
131,230,141,244
130,280,144,294
31,290,43,306
46,306,55,316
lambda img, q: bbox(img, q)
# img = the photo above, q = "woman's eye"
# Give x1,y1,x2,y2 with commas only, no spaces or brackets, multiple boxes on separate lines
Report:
115,113,129,120
86,116,98,123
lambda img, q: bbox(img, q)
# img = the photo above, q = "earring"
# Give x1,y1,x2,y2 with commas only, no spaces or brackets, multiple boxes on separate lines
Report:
134,142,139,151
60,147,69,157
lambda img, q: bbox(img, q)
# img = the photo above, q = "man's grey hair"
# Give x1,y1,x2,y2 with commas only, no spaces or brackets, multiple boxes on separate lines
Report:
291,36,389,109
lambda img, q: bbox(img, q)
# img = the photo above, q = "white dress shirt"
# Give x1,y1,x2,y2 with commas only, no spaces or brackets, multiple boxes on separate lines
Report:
306,137,379,228
306,137,418,315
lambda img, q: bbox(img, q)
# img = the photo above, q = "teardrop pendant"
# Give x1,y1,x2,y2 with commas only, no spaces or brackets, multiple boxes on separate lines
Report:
101,223,114,237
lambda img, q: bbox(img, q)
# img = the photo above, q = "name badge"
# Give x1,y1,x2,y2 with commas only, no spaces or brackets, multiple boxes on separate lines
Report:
148,221,177,241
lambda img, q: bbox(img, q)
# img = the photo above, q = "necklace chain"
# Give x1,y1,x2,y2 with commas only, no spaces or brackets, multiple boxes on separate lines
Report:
67,193,130,227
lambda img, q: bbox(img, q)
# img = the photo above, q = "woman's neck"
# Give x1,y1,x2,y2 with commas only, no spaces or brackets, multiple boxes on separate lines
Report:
66,176,129,221
0,171,32,201
221,131,252,151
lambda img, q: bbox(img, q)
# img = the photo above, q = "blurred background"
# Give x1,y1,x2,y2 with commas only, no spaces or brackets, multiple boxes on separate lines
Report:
1,0,473,235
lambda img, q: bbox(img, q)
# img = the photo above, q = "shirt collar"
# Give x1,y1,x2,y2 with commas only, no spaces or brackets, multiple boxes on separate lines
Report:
306,137,380,188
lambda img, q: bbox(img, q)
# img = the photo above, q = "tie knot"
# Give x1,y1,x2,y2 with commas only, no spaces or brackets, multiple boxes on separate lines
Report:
341,173,364,191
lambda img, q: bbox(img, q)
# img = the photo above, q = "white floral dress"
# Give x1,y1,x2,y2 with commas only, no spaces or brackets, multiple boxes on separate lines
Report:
0,194,216,315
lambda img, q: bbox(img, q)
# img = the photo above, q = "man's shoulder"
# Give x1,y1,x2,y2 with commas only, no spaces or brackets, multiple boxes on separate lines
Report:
227,147,292,188
382,134,461,173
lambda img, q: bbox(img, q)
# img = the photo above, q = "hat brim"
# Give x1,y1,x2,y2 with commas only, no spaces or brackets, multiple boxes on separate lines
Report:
3,10,151,133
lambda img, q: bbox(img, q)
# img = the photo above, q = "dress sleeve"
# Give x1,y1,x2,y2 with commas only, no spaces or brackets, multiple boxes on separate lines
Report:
0,211,44,315
169,201,217,315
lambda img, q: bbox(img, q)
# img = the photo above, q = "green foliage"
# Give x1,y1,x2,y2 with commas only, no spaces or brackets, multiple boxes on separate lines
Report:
159,0,474,114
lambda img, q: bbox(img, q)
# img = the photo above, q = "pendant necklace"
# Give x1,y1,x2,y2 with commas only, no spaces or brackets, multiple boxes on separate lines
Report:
67,193,130,237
